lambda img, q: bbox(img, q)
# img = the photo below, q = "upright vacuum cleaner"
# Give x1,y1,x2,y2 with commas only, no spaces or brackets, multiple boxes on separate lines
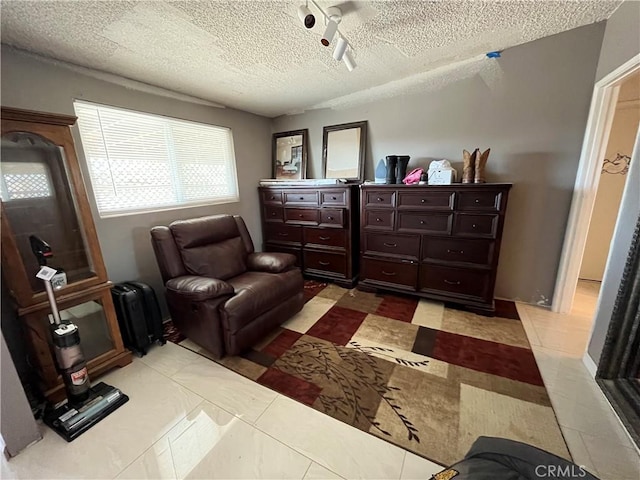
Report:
30,235,129,442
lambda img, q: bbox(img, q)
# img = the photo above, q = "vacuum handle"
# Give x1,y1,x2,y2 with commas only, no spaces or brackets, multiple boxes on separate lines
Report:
44,279,62,325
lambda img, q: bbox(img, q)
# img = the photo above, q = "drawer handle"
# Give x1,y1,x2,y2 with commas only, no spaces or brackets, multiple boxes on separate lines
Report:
472,224,477,228
420,220,426,225
447,249,464,254
376,218,382,222
299,214,304,218
270,196,275,200
319,261,331,266
382,270,397,276
383,242,397,248
327,216,334,220
319,236,331,240
444,279,461,285
300,197,305,200
377,197,383,201
332,196,337,200
421,199,427,203
475,199,480,204
271,212,277,216
278,232,289,237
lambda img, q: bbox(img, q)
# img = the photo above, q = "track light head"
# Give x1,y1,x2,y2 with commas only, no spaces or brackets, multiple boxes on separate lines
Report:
297,4,316,29
343,49,356,71
321,19,338,46
333,36,348,61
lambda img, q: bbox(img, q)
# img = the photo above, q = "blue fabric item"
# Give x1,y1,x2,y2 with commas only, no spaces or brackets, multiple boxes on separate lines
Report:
374,158,386,183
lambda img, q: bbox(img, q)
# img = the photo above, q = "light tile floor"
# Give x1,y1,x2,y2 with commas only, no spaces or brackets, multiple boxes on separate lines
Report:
2,280,638,479
517,280,640,479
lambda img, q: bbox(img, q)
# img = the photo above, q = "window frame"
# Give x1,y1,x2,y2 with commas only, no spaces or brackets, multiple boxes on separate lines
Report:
73,100,240,219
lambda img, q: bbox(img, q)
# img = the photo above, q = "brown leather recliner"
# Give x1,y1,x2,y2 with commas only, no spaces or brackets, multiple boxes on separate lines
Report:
150,214,304,358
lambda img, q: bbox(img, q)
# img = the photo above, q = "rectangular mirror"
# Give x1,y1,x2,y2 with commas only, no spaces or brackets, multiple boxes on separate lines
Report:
272,129,308,180
322,121,367,183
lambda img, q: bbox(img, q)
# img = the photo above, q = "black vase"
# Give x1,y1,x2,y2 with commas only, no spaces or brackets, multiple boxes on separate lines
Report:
396,156,410,184
385,156,398,184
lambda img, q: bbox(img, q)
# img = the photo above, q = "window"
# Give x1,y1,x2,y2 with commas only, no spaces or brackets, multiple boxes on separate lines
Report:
74,101,239,217
0,161,53,201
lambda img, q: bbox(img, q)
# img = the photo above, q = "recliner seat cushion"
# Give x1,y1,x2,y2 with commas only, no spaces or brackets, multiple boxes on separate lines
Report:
223,269,303,332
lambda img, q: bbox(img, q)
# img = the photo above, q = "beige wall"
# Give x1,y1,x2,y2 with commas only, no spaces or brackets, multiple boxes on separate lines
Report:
1,46,272,317
580,74,640,281
273,23,605,305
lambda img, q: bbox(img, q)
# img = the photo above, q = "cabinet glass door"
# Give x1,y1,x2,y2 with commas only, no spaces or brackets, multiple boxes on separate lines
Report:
1,132,98,294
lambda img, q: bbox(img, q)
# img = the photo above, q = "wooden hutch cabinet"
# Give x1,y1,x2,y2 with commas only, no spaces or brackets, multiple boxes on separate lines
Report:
259,185,359,287
359,183,511,314
1,107,132,400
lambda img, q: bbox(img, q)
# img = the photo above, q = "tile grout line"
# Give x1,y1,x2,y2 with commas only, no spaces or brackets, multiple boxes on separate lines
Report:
398,451,407,480
145,378,345,480
111,397,206,479
562,427,601,478
252,393,280,426
300,460,312,480
250,397,394,480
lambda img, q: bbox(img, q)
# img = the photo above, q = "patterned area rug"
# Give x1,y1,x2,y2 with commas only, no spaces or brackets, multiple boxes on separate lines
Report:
164,281,569,466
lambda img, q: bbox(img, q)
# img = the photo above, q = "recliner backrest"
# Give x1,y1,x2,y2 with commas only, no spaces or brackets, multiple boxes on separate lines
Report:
150,225,188,283
169,215,250,280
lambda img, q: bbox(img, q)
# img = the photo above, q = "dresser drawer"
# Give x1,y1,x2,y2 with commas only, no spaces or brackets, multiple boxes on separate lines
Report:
419,265,490,299
364,190,396,207
285,208,319,225
264,223,302,244
264,205,283,222
320,190,346,206
398,212,452,235
364,232,420,259
457,190,502,211
453,214,498,238
304,250,347,276
284,191,319,205
261,190,282,204
362,258,418,290
364,209,395,230
422,237,494,266
319,208,344,227
398,191,454,210
264,243,301,267
304,227,347,249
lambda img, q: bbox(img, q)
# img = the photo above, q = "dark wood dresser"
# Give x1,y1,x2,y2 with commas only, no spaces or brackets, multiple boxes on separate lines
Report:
259,185,359,287
359,183,511,314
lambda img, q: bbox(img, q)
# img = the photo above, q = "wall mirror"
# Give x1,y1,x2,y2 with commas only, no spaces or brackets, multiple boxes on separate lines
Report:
272,129,308,180
322,121,367,183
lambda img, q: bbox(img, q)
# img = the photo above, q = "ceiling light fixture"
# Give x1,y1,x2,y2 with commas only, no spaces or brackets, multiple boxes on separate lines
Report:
321,19,339,46
333,36,348,61
343,49,356,71
297,2,315,29
307,1,356,71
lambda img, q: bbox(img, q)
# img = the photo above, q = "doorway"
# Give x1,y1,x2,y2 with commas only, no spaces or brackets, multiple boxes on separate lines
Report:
553,55,640,320
574,70,640,320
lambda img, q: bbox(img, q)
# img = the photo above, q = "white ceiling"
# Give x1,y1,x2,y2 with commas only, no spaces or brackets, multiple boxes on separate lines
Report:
1,1,621,118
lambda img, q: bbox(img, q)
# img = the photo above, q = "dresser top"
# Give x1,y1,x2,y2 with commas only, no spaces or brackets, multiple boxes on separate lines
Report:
259,184,357,190
360,183,512,189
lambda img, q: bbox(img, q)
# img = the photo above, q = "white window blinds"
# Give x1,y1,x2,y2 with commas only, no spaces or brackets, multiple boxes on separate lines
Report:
74,101,239,217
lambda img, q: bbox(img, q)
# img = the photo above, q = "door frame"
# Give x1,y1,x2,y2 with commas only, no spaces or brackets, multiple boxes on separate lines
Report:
552,54,640,313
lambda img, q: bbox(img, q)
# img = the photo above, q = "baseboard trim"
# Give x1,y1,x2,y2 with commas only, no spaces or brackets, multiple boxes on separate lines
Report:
582,352,598,378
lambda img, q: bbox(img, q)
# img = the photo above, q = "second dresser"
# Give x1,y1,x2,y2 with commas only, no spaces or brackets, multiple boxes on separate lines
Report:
259,185,359,287
359,183,511,314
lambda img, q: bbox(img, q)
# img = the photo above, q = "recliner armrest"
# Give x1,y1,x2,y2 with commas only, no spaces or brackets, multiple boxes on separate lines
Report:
247,252,297,273
166,276,234,302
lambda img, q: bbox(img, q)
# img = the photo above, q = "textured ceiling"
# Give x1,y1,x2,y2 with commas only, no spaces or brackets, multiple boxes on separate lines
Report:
1,1,621,117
